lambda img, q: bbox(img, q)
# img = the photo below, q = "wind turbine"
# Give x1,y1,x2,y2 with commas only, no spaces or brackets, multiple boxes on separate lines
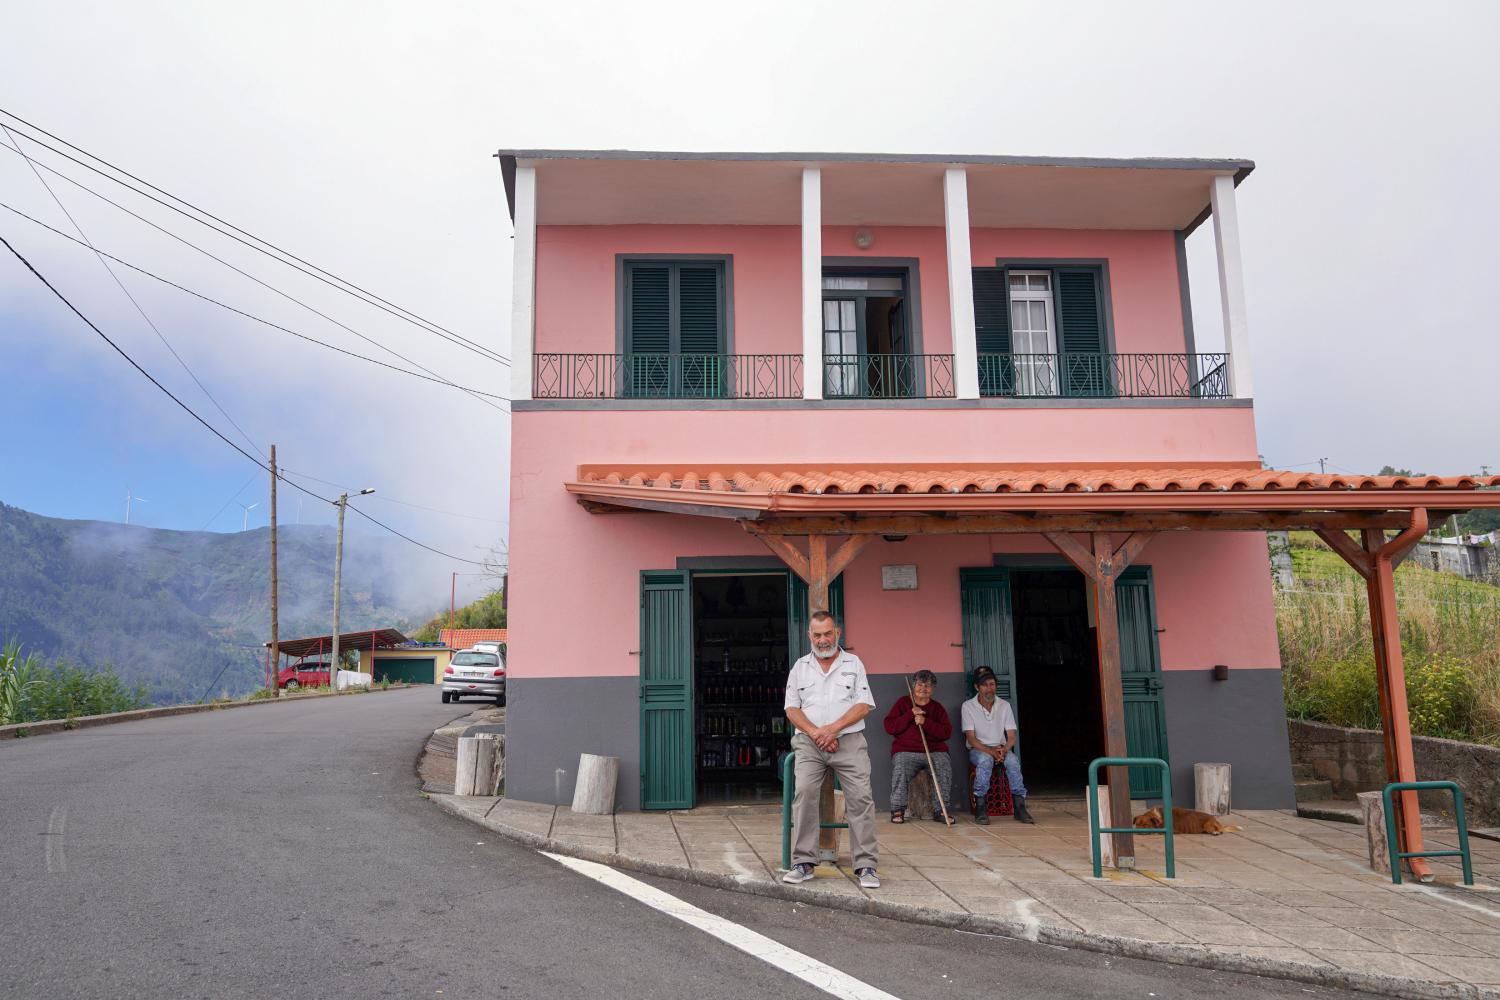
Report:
237,501,260,532
124,488,148,525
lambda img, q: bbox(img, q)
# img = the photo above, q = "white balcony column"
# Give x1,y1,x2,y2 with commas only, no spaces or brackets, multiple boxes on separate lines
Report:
943,168,980,399
1210,174,1254,399
801,167,823,400
509,165,538,402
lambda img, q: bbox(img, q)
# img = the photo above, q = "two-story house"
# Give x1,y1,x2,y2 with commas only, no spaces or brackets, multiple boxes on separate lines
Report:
496,149,1498,852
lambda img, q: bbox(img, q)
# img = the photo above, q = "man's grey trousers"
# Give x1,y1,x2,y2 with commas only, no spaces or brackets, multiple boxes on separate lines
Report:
789,730,878,871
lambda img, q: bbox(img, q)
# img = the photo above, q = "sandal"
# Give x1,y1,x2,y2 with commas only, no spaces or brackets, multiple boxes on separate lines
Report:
890,809,905,824
933,812,957,826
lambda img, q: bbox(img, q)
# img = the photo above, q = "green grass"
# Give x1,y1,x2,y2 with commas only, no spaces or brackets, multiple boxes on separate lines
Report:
1279,532,1500,745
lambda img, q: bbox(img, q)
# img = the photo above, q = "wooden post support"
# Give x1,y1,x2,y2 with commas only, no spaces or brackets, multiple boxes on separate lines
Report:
571,753,619,815
1194,763,1231,816
1045,530,1153,864
455,735,500,796
1358,790,1392,876
1316,510,1431,880
1091,782,1118,869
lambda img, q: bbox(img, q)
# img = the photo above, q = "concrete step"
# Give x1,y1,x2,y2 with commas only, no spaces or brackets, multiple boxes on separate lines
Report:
1294,778,1334,803
1296,798,1449,827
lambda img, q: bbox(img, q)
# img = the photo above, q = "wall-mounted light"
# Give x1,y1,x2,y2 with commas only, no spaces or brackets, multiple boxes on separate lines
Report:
1212,664,1230,682
853,227,874,250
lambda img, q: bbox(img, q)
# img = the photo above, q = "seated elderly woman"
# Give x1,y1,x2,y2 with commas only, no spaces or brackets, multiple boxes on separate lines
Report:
882,669,956,824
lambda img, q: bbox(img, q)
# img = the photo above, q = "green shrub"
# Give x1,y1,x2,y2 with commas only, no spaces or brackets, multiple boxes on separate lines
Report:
0,641,151,724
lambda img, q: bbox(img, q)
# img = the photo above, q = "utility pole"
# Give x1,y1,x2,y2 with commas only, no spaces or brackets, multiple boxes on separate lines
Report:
330,487,375,690
269,445,279,697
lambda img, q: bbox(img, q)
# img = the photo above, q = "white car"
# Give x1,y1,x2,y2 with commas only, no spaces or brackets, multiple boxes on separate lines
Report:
441,648,505,705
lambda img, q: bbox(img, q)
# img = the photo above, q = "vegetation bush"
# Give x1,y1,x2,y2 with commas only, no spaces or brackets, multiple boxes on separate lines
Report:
1279,534,1500,745
411,589,506,642
0,640,151,724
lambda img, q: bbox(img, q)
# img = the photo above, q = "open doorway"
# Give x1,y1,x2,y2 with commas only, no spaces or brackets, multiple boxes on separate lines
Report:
1010,570,1103,795
822,271,914,397
693,573,791,804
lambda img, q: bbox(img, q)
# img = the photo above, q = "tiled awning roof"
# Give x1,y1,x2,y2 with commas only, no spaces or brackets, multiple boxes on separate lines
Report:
566,464,1500,519
442,628,508,650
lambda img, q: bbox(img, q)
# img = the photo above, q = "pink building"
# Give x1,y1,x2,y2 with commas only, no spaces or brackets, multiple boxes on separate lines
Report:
498,149,1290,817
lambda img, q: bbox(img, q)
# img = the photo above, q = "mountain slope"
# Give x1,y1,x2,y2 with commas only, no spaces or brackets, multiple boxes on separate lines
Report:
0,501,436,703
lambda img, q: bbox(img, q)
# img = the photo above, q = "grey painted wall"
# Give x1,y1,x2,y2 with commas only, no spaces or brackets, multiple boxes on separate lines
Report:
506,676,642,811
1162,667,1295,810
505,667,1295,814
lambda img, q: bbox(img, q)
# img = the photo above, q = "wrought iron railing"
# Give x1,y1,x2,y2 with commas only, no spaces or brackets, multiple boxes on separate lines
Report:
533,353,803,399
976,353,1230,399
823,354,956,399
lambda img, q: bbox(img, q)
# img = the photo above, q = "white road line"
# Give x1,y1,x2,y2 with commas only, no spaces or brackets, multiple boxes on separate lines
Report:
44,805,67,874
542,852,903,1000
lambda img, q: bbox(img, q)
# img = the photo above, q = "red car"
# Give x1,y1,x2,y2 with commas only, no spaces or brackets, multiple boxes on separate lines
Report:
277,661,333,690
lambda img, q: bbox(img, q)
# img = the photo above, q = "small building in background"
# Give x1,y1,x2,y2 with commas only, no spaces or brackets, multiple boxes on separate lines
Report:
440,628,508,651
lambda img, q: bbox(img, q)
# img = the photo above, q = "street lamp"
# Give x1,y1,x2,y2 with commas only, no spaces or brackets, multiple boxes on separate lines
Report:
329,488,375,689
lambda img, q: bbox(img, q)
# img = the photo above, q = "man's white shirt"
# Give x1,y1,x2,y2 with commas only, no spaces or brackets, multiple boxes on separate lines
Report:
961,695,1017,746
783,648,875,735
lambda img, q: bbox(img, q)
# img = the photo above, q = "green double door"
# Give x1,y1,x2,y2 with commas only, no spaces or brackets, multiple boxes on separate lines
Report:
959,567,1169,798
637,569,843,811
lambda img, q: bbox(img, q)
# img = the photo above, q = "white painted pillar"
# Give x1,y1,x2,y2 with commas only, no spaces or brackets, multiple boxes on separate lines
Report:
943,168,980,399
801,167,823,400
1210,174,1253,400
509,165,538,402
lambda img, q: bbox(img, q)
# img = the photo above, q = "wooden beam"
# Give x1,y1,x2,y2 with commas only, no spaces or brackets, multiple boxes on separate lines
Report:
746,510,1412,537
1044,531,1101,581
1089,532,1135,863
826,534,873,580
808,535,830,612
1314,527,1374,580
1112,531,1155,570
755,534,811,584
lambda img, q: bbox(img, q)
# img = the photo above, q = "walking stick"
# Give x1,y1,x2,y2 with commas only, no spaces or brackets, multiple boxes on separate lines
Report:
905,673,952,826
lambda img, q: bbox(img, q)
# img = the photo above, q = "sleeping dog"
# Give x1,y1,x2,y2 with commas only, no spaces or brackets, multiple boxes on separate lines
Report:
1133,806,1242,835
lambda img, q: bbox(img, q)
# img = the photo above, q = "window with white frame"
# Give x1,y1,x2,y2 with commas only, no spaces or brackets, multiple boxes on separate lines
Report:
1008,271,1057,395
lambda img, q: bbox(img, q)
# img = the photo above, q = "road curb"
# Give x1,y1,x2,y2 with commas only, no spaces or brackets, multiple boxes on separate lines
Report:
0,684,415,741
429,794,1496,1000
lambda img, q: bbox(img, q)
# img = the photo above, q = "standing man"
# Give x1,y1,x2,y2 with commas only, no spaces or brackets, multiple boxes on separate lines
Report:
782,610,880,889
961,666,1035,825
883,669,956,824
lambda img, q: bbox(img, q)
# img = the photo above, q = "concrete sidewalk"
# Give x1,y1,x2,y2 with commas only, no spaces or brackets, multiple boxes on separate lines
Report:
433,789,1500,999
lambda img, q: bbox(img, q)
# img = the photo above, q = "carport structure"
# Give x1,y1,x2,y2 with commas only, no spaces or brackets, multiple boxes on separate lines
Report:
266,628,408,678
569,463,1500,874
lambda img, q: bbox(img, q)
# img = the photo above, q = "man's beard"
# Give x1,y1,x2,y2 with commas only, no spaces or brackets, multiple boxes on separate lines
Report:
812,640,837,657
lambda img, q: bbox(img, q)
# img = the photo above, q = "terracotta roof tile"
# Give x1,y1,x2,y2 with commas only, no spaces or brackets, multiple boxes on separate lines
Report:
441,628,508,650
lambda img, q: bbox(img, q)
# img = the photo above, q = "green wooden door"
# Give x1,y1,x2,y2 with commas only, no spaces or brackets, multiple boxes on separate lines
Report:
375,657,434,684
959,569,1017,711
787,575,846,661
1117,568,1169,798
640,570,693,810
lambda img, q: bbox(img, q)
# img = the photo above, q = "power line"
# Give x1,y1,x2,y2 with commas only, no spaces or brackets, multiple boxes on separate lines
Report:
1,200,509,405
0,108,511,367
1,230,489,568
1,123,266,459
0,144,509,415
279,466,507,525
201,472,259,530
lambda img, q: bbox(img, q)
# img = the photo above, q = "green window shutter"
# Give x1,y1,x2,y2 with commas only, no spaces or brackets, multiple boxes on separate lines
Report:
676,266,722,354
788,575,847,661
958,569,1017,709
640,570,693,810
1054,267,1109,397
1116,569,1169,799
972,268,1011,396
627,265,671,353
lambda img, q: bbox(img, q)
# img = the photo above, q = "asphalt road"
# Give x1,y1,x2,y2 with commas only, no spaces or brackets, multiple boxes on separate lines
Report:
0,689,1377,999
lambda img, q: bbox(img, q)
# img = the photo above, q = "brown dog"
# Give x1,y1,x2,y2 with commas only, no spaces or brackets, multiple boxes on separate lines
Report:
1133,806,1242,835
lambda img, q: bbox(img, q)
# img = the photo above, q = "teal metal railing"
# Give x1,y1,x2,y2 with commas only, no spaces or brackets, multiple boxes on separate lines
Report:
1088,756,1175,879
977,352,1230,399
822,353,955,399
1381,781,1474,885
780,751,848,872
534,353,803,399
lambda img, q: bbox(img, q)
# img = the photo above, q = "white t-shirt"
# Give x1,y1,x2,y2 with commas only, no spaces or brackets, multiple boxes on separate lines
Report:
783,648,875,735
961,695,1017,747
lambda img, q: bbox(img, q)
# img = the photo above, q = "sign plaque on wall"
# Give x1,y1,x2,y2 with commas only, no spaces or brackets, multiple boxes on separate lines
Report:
881,564,919,590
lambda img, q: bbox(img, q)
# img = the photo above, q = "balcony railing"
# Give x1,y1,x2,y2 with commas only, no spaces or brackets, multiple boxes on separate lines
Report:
534,353,803,399
977,353,1230,399
823,354,956,399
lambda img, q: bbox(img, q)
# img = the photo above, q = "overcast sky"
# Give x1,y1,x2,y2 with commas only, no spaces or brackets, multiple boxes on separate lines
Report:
2,1,1497,599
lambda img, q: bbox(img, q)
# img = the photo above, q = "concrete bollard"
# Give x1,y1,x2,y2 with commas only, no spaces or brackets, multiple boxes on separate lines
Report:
571,753,619,815
1358,790,1392,875
456,734,500,796
1194,762,1232,816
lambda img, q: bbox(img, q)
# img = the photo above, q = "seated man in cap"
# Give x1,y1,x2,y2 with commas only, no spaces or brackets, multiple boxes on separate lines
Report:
960,666,1034,825
882,669,956,825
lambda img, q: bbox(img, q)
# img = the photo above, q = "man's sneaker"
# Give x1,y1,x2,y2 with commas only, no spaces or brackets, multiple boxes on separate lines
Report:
782,863,815,884
856,867,880,889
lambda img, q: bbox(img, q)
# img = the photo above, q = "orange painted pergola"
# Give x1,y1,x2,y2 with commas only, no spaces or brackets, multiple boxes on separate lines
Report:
571,463,1500,873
